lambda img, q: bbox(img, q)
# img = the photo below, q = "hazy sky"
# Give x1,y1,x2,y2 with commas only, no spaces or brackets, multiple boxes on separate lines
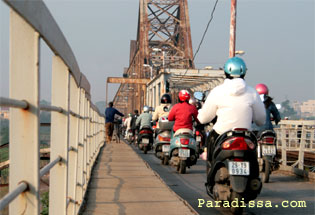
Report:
1,0,314,105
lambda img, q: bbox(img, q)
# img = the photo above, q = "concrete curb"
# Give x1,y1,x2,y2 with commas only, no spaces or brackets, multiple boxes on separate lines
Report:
124,140,198,215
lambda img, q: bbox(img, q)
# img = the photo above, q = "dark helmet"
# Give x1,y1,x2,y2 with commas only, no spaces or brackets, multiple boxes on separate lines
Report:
195,101,202,110
161,94,172,104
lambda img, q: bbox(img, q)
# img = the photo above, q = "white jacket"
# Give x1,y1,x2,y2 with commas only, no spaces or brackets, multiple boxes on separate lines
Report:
198,78,266,134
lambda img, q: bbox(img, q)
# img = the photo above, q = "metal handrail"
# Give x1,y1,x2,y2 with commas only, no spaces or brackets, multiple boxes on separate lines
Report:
0,182,28,211
39,156,62,178
40,104,64,113
0,97,28,109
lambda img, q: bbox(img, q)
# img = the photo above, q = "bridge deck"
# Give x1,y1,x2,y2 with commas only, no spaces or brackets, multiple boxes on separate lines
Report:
81,142,196,215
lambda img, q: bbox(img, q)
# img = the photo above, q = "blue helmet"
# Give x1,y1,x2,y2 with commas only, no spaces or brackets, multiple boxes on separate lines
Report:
224,57,247,78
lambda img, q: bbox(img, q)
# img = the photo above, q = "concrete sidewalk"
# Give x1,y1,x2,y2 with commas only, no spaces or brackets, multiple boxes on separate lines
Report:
81,142,197,215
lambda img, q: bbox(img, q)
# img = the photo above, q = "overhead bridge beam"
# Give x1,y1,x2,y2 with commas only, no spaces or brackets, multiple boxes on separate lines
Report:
107,77,150,84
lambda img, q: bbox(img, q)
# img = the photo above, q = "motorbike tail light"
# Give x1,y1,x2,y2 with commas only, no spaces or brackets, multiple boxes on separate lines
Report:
139,129,152,134
234,158,243,161
245,139,255,150
233,128,248,131
196,131,200,136
222,137,248,150
181,147,188,150
261,137,275,144
158,136,170,142
180,138,189,145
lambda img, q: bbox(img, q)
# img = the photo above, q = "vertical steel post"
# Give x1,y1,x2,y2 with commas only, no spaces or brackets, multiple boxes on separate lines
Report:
75,89,85,213
229,0,237,58
281,128,287,166
9,10,40,214
83,97,88,194
67,76,80,214
49,55,69,215
298,127,305,170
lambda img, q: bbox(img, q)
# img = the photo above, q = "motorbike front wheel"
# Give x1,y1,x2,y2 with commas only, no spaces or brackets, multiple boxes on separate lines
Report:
178,160,186,174
261,157,270,183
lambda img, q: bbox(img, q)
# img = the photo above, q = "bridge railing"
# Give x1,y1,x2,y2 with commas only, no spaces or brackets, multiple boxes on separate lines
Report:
0,1,105,214
275,120,315,171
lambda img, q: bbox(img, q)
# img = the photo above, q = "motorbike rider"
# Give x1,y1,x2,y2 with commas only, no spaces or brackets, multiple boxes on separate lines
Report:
197,57,266,161
136,106,153,130
168,90,200,136
124,113,132,136
255,83,281,131
152,94,172,128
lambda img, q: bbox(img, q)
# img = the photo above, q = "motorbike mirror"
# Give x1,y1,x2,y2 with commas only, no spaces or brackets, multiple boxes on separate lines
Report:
149,107,155,112
194,91,204,101
163,106,169,112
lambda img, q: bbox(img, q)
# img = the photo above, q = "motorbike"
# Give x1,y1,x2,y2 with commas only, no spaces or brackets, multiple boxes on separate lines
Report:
256,130,278,183
137,126,154,154
125,128,134,144
154,116,174,165
205,128,262,214
169,130,198,174
194,124,206,155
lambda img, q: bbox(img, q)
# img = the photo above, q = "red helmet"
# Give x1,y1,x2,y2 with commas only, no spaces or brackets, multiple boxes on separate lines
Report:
256,83,269,95
178,90,190,102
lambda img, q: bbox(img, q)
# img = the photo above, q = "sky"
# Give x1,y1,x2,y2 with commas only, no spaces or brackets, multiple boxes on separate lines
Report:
0,0,314,105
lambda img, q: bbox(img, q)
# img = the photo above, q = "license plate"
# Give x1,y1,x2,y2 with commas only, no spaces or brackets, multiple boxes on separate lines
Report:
228,161,250,176
162,144,170,152
196,136,201,142
142,138,149,144
262,145,276,155
179,148,190,158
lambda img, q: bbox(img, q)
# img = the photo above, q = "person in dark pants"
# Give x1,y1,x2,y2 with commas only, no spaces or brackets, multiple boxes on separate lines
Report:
105,102,124,143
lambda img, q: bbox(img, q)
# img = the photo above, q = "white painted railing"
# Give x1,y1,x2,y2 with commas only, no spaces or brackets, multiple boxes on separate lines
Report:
275,120,315,170
0,1,105,214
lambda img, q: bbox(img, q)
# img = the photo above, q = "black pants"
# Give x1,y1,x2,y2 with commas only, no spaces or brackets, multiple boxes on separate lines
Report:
206,130,220,162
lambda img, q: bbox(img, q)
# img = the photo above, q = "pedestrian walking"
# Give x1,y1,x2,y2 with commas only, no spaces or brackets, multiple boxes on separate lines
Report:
105,102,124,143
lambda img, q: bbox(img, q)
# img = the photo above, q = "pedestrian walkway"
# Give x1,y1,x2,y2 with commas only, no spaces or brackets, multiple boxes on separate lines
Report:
81,142,196,215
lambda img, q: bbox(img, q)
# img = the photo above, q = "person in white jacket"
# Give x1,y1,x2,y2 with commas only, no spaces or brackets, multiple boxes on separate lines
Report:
198,57,266,161
124,113,132,136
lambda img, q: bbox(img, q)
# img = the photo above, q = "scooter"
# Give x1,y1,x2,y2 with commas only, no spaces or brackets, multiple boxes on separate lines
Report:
154,116,174,165
137,126,154,154
125,129,134,144
256,130,278,183
194,124,206,155
206,128,262,214
169,130,198,174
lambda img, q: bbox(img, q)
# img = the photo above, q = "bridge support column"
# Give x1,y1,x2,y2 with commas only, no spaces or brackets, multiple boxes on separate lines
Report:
67,76,80,214
49,56,70,215
9,9,40,215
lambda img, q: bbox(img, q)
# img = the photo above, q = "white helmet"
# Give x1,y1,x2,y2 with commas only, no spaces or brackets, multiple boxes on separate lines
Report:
143,106,150,113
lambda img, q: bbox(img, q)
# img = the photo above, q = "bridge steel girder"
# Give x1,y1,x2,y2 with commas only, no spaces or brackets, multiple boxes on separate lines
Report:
113,0,194,114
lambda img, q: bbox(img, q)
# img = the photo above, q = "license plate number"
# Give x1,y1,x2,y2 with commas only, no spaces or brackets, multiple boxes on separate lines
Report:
179,149,190,158
162,144,170,152
262,145,276,155
142,138,149,144
196,136,201,142
228,162,250,176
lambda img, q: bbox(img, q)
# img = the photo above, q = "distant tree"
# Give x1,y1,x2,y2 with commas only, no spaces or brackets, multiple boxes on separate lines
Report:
0,119,9,145
281,100,299,119
95,101,106,114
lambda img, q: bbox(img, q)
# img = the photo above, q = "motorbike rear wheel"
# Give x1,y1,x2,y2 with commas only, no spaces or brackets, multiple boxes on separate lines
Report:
179,160,186,174
261,157,270,183
143,145,148,154
230,191,244,215
162,156,169,165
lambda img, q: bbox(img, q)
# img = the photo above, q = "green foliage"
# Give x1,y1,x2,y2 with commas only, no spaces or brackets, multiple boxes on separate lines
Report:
280,100,299,119
41,191,49,215
0,119,9,145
